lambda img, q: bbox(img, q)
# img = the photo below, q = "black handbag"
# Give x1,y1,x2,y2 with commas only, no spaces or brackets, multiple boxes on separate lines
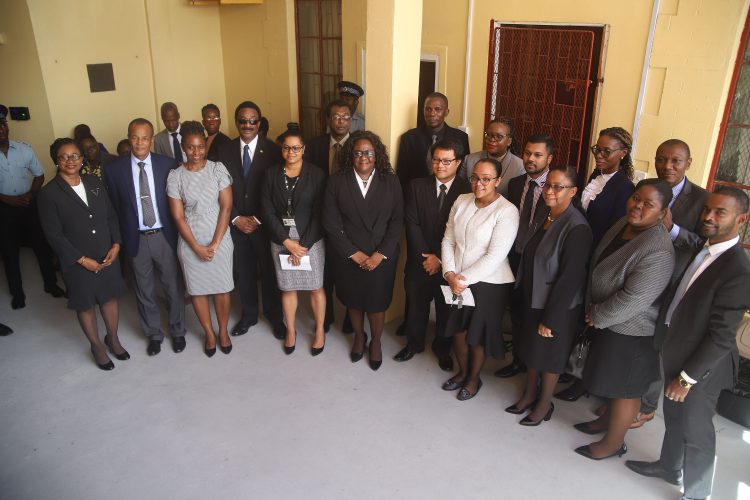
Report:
566,326,593,379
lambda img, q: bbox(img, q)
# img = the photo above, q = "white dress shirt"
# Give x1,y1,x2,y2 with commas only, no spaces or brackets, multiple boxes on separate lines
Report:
581,171,616,211
70,182,88,206
354,169,374,197
436,176,456,197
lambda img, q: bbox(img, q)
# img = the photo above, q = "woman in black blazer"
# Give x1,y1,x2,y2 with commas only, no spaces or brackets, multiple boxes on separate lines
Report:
506,166,593,425
322,130,403,370
261,129,327,355
38,138,128,370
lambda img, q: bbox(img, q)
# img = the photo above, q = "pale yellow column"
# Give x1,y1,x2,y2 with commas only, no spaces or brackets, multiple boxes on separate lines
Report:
364,0,423,322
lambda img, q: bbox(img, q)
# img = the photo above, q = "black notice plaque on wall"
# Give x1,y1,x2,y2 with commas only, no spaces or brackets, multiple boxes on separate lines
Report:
87,63,115,93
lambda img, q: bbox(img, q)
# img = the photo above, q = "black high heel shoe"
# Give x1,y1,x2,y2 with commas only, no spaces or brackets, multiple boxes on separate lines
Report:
505,399,539,415
574,443,627,461
283,331,297,355
103,334,130,361
520,403,554,426
311,333,325,356
554,380,589,401
368,341,382,371
204,337,216,358
350,332,368,362
91,347,114,371
218,335,232,355
573,421,607,435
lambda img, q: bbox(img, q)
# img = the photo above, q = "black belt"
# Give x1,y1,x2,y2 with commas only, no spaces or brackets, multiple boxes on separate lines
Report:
140,228,162,235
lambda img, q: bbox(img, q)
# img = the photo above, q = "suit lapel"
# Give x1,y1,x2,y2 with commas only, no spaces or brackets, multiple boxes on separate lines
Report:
55,175,92,214
347,171,376,229
670,179,692,216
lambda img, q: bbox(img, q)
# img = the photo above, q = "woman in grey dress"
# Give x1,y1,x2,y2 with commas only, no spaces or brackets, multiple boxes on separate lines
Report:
167,121,234,357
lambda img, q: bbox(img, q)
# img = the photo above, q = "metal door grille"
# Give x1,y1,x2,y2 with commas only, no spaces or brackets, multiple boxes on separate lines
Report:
486,25,595,169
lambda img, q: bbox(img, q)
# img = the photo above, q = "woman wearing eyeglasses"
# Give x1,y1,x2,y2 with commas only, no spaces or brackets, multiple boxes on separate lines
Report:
441,158,519,400
322,130,403,370
462,117,525,196
38,138,128,370
505,166,592,424
261,129,327,355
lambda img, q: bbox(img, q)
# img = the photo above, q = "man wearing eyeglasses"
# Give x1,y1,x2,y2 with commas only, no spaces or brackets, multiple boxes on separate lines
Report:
496,134,554,378
463,117,525,196
305,99,355,332
219,101,285,339
0,110,65,309
154,102,186,164
202,103,231,162
395,138,471,370
396,92,470,198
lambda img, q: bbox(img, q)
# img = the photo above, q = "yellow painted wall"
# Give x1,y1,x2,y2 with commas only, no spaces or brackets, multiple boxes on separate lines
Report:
421,0,469,128
342,0,367,113
219,0,298,140
637,0,750,186
0,0,56,175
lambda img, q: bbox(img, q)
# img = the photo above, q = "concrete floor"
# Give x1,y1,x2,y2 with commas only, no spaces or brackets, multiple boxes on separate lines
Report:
1,251,749,500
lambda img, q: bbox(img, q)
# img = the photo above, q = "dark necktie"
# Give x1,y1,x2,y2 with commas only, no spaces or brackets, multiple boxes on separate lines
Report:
437,183,447,212
664,246,711,325
243,144,252,179
138,161,156,227
515,179,537,251
426,134,438,173
331,142,341,175
171,132,182,164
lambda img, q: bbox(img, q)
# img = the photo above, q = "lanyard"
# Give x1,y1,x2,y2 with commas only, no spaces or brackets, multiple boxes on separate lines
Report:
283,166,299,216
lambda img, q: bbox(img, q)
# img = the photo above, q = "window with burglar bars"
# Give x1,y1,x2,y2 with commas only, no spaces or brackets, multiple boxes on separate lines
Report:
294,0,342,137
709,14,750,257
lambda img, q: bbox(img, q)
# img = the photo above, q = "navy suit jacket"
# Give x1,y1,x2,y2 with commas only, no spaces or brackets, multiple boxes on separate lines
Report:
585,168,634,245
103,153,179,257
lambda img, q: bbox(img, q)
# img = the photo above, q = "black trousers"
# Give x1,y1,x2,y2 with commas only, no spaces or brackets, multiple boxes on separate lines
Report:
231,228,283,327
403,274,451,357
0,200,57,297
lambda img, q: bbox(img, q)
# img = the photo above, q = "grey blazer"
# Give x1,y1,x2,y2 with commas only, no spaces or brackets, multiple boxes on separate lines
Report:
587,217,675,336
153,128,180,160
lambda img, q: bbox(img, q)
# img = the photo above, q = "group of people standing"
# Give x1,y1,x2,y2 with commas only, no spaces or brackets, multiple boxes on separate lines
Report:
2,84,749,500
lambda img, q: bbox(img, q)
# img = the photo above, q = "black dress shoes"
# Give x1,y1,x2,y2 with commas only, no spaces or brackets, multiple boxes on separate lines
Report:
350,333,368,362
11,295,25,309
505,399,538,415
437,355,453,372
442,376,464,391
219,337,232,354
625,460,683,486
394,347,416,362
555,380,588,401
311,343,325,356
573,421,606,435
231,318,257,336
0,323,14,336
457,379,483,401
147,339,162,356
520,403,554,426
44,283,66,298
91,348,115,371
103,334,130,361
172,336,186,353
494,362,526,378
574,443,627,461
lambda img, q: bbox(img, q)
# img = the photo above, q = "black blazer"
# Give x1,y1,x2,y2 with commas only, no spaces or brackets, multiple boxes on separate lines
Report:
585,168,634,245
38,175,122,267
218,136,282,223
507,174,550,260
670,179,710,273
395,124,470,197
103,153,178,257
656,242,750,391
322,170,403,259
260,161,326,248
207,132,231,162
303,133,336,177
404,175,471,280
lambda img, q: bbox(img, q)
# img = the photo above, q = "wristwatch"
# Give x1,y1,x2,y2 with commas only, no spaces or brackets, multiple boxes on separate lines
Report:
678,375,693,389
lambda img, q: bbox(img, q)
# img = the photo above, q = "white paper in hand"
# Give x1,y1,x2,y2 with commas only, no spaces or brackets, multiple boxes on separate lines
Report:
279,254,312,271
440,285,475,307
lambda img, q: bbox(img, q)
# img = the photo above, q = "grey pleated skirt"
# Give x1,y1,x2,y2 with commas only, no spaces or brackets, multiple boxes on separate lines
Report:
270,238,325,291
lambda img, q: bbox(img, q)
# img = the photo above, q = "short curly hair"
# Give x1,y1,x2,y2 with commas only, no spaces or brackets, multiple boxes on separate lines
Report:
180,120,206,143
337,130,394,178
49,137,80,164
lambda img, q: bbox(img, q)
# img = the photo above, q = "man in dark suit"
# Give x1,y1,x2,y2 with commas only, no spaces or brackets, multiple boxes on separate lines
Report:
395,92,470,198
634,139,710,427
394,139,471,371
626,187,750,500
153,102,186,164
202,103,231,162
218,101,285,338
305,99,354,332
496,134,553,378
103,118,186,355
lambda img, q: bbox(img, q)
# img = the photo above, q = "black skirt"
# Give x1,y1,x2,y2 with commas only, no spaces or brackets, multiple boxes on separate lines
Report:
62,259,127,311
520,305,582,374
442,282,511,359
582,328,659,399
333,249,399,313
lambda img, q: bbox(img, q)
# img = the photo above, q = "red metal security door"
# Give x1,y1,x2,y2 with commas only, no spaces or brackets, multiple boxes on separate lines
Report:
486,24,599,172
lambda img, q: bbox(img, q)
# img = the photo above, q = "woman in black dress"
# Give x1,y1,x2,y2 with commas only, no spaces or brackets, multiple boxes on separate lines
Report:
38,138,128,370
574,179,675,460
322,130,403,370
505,166,592,425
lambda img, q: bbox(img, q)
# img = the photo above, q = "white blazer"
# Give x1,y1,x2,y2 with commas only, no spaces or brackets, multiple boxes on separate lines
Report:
441,193,519,285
